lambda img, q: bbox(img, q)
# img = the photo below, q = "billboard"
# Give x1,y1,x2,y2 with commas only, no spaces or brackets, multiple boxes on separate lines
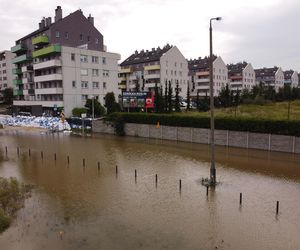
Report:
122,91,149,108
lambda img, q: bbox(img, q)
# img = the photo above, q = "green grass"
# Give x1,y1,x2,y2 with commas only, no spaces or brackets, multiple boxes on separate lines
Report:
182,100,300,121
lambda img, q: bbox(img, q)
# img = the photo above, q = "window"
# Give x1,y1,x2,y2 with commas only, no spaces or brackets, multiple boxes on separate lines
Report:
93,81,99,89
103,82,107,89
72,81,76,88
103,70,109,77
95,38,99,44
80,34,84,41
92,56,99,63
175,62,177,67
82,95,88,101
2,63,6,67
81,81,88,89
102,57,106,64
87,36,90,42
56,31,60,38
92,69,99,76
80,55,88,63
80,69,88,76
71,53,75,61
2,70,6,74
65,32,69,39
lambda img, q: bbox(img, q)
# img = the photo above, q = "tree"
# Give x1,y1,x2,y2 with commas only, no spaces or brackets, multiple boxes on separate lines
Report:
186,83,190,110
164,81,168,112
218,84,231,107
105,92,120,114
72,107,87,117
196,91,200,111
1,88,13,104
168,81,173,112
85,98,106,117
174,81,180,112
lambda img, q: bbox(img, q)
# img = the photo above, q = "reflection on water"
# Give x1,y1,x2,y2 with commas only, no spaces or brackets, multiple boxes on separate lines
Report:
0,130,300,250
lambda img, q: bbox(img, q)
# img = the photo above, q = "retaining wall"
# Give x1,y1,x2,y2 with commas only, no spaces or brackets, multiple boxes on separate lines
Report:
92,120,300,154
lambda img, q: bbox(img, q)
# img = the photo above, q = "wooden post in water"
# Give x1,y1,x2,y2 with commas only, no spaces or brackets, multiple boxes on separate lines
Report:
17,147,19,157
240,193,242,205
206,186,209,196
54,153,56,161
41,151,43,160
67,156,70,165
276,201,279,214
116,165,118,175
83,158,85,167
135,169,137,179
28,149,31,157
179,179,182,192
5,146,7,155
98,162,100,172
155,174,158,187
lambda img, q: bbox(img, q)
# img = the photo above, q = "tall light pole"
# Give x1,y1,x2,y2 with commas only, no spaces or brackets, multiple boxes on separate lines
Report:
209,17,222,185
92,96,95,119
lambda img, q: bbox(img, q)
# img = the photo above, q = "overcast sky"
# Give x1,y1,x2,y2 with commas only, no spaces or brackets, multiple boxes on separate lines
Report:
1,0,299,71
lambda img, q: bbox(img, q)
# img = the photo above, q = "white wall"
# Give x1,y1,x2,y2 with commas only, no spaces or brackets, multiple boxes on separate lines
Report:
275,67,284,91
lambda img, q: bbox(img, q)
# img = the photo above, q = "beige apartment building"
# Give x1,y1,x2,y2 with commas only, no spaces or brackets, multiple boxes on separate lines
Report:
227,62,255,91
255,67,284,92
284,70,299,88
188,56,228,97
119,44,189,98
0,51,15,91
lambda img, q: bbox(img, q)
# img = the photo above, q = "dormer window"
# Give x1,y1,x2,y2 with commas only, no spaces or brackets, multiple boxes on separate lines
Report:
56,31,60,38
80,34,84,41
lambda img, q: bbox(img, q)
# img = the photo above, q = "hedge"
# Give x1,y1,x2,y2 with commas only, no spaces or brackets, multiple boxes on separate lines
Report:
107,112,300,136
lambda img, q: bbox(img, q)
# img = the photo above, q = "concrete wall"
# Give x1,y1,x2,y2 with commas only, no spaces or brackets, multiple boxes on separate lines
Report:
92,120,300,154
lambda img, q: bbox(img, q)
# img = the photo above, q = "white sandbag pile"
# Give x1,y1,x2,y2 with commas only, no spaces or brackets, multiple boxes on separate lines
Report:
0,115,71,131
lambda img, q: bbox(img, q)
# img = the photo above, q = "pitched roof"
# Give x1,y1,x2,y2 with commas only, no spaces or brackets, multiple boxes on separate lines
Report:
254,67,279,78
188,55,217,71
227,62,248,74
284,70,294,80
120,44,173,66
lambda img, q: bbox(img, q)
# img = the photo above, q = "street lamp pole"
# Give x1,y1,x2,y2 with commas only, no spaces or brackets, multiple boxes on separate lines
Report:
209,17,222,186
92,96,95,119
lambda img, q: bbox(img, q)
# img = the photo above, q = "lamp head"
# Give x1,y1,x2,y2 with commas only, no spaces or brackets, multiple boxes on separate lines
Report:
216,17,222,21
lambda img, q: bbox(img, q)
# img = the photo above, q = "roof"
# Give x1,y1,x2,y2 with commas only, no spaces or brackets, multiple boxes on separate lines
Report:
188,55,217,71
254,67,279,78
227,62,248,74
120,44,173,66
284,70,294,80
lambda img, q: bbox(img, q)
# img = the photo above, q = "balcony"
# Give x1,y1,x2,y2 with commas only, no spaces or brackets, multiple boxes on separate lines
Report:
34,73,62,82
144,82,157,88
195,71,209,76
12,54,32,64
32,35,49,45
12,68,22,75
14,89,23,96
32,44,61,58
195,78,209,83
11,44,26,53
13,100,64,107
144,73,160,80
144,65,160,71
35,88,63,95
13,79,23,85
33,59,61,70
118,84,127,89
119,76,127,81
28,89,35,95
120,68,132,74
22,78,33,84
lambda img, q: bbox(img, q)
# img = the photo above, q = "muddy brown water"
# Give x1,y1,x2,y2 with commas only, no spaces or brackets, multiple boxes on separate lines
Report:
0,130,300,250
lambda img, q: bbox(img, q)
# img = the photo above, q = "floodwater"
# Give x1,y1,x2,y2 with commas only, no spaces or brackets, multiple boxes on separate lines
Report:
0,130,300,250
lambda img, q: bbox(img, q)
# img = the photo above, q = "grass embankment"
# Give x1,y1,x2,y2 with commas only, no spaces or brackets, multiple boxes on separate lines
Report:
0,177,32,233
182,100,300,121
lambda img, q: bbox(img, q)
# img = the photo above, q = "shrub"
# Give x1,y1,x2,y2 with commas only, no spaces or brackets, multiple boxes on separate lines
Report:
72,107,87,117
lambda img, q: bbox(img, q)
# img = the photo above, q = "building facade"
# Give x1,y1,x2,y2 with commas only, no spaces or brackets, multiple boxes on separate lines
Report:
227,62,255,91
284,70,299,88
0,51,15,91
255,67,284,92
119,45,189,98
11,6,119,116
188,56,228,97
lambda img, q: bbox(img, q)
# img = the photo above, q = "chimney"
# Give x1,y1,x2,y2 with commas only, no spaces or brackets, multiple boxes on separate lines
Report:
39,22,42,29
88,14,94,25
55,6,62,22
46,17,52,27
41,18,46,28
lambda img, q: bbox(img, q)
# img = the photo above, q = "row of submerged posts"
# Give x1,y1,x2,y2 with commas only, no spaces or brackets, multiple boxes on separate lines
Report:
3,145,281,215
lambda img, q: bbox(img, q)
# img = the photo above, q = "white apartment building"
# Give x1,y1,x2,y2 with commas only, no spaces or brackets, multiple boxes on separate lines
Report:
13,46,120,117
255,67,284,92
0,51,15,91
188,56,228,97
119,44,189,98
227,62,255,91
284,70,299,88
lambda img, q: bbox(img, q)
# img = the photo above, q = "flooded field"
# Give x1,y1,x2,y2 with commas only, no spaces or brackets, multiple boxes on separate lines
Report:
0,129,300,250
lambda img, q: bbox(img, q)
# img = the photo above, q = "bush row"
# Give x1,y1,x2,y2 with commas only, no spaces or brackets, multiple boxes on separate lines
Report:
107,112,300,136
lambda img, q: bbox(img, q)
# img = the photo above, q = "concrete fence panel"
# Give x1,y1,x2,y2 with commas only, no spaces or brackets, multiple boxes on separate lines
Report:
124,123,137,136
92,120,115,134
136,124,150,138
214,130,228,146
271,134,293,153
192,128,210,144
248,132,270,150
229,131,248,148
178,127,192,142
162,126,177,141
295,137,300,154
149,125,162,139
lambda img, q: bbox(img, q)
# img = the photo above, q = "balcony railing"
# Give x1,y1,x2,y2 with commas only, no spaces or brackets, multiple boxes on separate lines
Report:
11,44,26,53
12,68,22,75
32,44,61,58
12,54,32,64
14,89,23,96
32,35,49,45
13,79,23,85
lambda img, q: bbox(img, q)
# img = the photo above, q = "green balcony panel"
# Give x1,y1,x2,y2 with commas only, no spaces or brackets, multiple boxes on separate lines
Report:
13,79,23,85
11,44,26,53
12,68,22,74
12,54,32,64
14,89,23,96
32,44,61,58
32,35,49,45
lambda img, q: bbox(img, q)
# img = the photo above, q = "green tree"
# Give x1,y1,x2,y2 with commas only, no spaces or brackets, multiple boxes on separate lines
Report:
218,84,231,107
196,91,200,111
105,92,120,114
174,81,180,112
168,81,173,112
1,88,13,104
72,107,87,117
164,81,168,112
85,98,106,117
186,83,190,110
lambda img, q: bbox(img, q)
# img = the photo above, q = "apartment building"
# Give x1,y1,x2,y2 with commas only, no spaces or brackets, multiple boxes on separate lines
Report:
284,70,299,88
227,62,255,91
254,67,284,92
11,6,120,116
188,56,228,97
0,51,15,91
119,44,189,97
